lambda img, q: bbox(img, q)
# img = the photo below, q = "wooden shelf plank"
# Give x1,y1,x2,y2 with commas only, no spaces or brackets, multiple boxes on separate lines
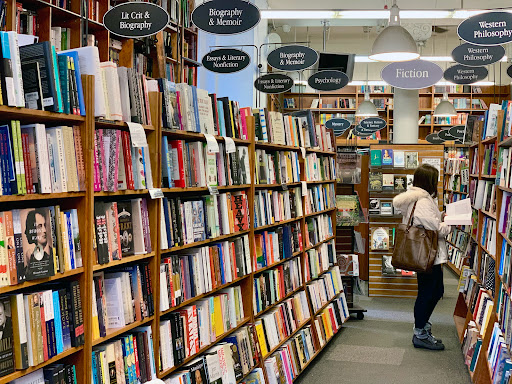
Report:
305,207,336,218
162,185,250,193
94,189,149,197
0,105,85,124
93,252,156,271
161,230,250,253
0,192,86,203
161,129,250,145
254,252,303,275
263,320,310,359
255,217,303,232
254,286,304,319
0,268,83,295
304,235,336,252
92,316,154,346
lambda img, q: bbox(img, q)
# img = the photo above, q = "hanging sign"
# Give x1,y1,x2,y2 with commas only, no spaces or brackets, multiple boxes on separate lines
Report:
507,64,512,78
438,129,457,141
425,132,445,144
353,127,373,137
325,118,351,136
381,60,443,89
443,64,488,84
191,0,260,35
359,117,387,132
308,70,349,91
202,49,250,73
448,125,466,139
254,73,294,94
103,2,170,38
267,45,319,71
451,43,505,66
457,11,512,45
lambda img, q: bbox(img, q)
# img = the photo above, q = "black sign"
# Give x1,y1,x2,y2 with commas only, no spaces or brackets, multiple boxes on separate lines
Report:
444,64,488,84
308,70,349,91
202,49,250,73
508,64,512,79
191,0,260,35
359,117,387,132
353,127,373,137
425,133,445,144
267,45,319,72
254,73,294,94
451,43,505,66
448,125,466,139
438,129,457,141
325,118,351,136
458,11,512,46
103,2,169,38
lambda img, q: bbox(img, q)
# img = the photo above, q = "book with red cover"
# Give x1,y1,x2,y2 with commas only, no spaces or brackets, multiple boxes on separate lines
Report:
170,140,186,188
231,191,249,232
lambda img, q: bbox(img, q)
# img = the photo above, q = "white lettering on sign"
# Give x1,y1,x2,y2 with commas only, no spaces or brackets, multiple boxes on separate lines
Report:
314,77,342,84
208,8,244,26
395,69,429,78
474,20,512,39
119,10,153,31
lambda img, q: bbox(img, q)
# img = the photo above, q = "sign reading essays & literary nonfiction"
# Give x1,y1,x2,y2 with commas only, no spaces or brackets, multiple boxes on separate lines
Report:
103,2,169,38
325,118,351,136
448,125,466,139
359,117,387,132
191,0,260,35
267,45,319,71
451,43,505,66
381,60,443,89
202,49,250,73
444,64,488,84
254,73,294,94
457,11,512,45
425,132,445,144
308,70,349,91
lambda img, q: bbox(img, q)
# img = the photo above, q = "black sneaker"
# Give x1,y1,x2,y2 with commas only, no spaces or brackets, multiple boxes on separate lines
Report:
424,322,442,344
412,335,445,350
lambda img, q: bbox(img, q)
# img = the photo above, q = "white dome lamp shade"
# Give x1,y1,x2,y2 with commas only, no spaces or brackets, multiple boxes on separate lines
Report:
433,93,458,117
369,1,419,62
355,92,379,117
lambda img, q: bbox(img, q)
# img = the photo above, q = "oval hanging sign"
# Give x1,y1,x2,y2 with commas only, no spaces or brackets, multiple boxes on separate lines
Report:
308,70,349,91
267,45,319,72
202,49,251,73
507,64,512,78
448,125,466,139
425,132,445,144
254,73,294,94
443,64,488,84
353,127,373,137
451,43,505,67
325,118,351,136
438,129,457,141
457,11,512,46
381,60,443,89
359,117,387,132
191,0,260,35
103,2,169,38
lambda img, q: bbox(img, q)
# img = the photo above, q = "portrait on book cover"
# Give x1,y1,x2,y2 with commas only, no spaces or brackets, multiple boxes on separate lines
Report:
0,298,12,340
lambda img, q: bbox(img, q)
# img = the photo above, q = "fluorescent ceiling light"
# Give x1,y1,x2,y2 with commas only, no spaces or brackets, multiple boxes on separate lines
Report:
294,80,496,86
354,55,508,62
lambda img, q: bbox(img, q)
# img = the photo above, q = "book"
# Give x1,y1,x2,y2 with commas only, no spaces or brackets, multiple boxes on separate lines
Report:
370,149,382,167
405,152,419,169
369,172,383,192
393,151,405,168
381,149,393,166
371,227,389,250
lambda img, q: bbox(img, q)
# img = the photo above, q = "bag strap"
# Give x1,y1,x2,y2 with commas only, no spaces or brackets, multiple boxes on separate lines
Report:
407,202,418,229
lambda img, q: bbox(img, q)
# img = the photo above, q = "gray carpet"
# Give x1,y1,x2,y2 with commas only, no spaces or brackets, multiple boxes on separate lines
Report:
296,268,472,384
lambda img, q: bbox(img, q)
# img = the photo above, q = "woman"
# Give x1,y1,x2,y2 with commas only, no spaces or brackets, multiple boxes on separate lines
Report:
393,164,451,351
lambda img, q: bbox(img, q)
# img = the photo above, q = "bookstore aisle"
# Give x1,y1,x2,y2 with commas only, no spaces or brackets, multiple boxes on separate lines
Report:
295,269,471,384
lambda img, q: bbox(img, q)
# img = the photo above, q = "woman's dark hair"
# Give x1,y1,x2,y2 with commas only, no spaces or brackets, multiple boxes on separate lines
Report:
413,164,438,198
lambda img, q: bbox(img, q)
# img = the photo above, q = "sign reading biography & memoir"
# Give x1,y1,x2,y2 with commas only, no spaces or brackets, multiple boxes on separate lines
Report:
192,0,260,35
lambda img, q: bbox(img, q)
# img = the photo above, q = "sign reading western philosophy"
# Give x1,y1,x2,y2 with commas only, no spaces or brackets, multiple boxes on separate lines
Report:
267,45,319,71
448,125,466,139
381,60,443,89
254,73,294,94
425,132,445,144
308,70,349,91
359,117,387,132
438,129,457,141
458,11,512,45
191,0,260,35
202,49,251,73
451,43,505,66
325,118,351,136
103,2,169,38
444,64,488,84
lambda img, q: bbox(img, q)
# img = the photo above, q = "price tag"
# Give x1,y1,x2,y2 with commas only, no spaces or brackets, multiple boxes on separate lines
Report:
301,181,307,196
204,134,220,154
224,137,236,154
208,185,219,195
127,122,148,147
300,147,306,159
149,188,164,199
281,183,288,191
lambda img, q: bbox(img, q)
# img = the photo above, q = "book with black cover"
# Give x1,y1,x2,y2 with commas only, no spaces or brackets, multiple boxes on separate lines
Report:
0,296,14,376
21,61,44,110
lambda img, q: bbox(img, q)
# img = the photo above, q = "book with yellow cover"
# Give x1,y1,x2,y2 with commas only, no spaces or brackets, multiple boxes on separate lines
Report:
254,319,268,357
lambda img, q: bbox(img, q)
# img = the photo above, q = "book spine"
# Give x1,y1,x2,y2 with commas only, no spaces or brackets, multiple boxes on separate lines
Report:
140,198,152,253
72,126,85,191
93,130,102,191
3,211,16,285
21,132,34,193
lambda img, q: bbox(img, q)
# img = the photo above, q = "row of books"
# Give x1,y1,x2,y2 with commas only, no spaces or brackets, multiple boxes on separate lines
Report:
92,327,156,384
445,148,469,174
304,240,335,282
447,227,471,252
254,188,302,229
305,184,336,216
369,172,412,193
445,191,468,205
92,264,154,340
497,283,512,351
498,191,512,243
254,224,303,271
481,216,497,256
482,103,503,139
462,321,483,373
160,192,249,250
462,274,494,337
306,267,343,313
159,285,245,370
50,27,71,52
10,365,78,384
479,252,496,298
0,283,84,377
314,293,348,344
497,146,512,190
470,148,480,175
255,150,300,186
0,123,85,196
447,243,467,271
482,143,497,177
499,241,512,295
433,97,488,109
319,113,355,125
370,149,419,169
159,235,252,312
500,100,512,141
94,199,151,265
359,85,393,93
444,174,468,194
305,214,333,249
422,114,468,125
15,4,37,35
487,323,512,384
304,154,336,182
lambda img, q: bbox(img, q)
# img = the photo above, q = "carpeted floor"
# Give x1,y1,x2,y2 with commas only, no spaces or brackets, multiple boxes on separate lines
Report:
296,267,472,384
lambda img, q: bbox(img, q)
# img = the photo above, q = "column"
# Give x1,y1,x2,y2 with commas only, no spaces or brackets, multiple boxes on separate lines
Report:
393,88,419,144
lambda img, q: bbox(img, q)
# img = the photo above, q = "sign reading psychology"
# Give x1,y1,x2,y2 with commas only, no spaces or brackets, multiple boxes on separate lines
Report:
438,129,457,141
267,45,319,71
103,2,169,38
359,117,387,131
451,43,505,66
425,133,445,144
457,11,512,45
448,125,466,139
254,73,294,94
308,70,349,91
191,0,260,35
325,118,351,136
381,60,443,89
444,64,488,84
202,49,250,73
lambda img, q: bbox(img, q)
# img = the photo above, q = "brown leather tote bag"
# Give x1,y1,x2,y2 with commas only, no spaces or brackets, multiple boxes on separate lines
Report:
391,202,438,273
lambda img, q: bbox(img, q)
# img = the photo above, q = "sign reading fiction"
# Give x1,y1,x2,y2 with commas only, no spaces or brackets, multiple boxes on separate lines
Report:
458,11,512,45
325,118,351,136
448,125,466,139
202,49,250,73
381,60,443,89
438,129,456,141
267,45,319,72
425,132,445,144
308,70,349,91
359,117,387,131
451,43,505,66
191,0,260,35
254,73,294,94
103,2,169,38
444,64,488,84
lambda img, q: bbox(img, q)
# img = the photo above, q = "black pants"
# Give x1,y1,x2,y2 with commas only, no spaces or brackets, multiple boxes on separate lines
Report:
414,264,444,329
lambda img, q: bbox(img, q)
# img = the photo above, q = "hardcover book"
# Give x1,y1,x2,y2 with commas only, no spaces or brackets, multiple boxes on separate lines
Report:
394,175,407,192
405,152,419,169
370,149,381,167
382,174,394,191
393,151,405,167
369,172,383,191
380,201,393,215
371,227,389,250
381,149,393,166
369,198,380,215
0,296,14,376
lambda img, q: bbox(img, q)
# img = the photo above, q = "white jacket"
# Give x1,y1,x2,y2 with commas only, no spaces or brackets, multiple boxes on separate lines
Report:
392,186,451,265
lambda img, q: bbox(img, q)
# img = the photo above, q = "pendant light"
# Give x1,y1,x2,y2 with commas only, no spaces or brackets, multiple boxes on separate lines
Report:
356,36,379,117
433,92,457,117
369,1,419,62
